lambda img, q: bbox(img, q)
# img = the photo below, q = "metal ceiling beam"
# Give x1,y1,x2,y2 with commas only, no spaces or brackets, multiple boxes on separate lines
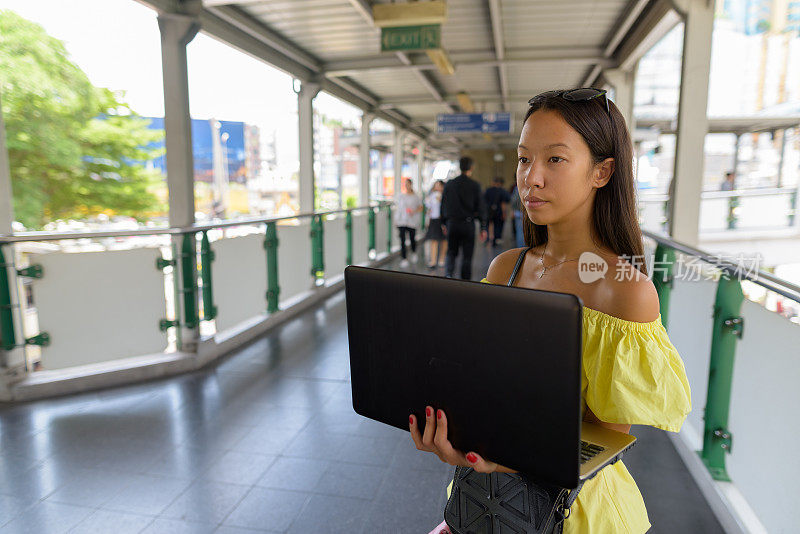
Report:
487,0,508,111
614,0,681,71
324,47,610,76
346,0,375,26
202,0,265,6
396,52,457,113
604,0,651,57
198,9,316,81
204,5,321,72
583,0,676,87
582,65,604,88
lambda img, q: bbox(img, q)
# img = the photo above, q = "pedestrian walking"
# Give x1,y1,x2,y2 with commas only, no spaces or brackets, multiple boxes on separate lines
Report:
484,177,511,247
395,178,423,268
440,157,487,279
423,180,447,269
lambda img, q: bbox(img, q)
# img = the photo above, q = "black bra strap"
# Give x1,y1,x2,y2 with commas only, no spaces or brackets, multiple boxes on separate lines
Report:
507,246,534,287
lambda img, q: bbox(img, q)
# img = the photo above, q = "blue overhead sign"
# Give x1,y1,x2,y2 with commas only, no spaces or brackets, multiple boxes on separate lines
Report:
436,112,512,134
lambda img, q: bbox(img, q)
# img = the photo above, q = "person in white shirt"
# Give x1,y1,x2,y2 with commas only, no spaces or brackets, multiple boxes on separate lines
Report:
423,180,447,269
395,178,423,267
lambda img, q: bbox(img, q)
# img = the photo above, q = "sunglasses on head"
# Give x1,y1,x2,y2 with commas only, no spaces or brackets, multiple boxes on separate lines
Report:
528,88,611,116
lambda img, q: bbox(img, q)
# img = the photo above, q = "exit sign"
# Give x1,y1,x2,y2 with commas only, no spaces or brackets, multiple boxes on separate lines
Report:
381,25,441,52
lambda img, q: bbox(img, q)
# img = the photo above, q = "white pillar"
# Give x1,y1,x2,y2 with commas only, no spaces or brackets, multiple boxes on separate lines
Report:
393,129,404,197
158,14,199,229
359,113,373,206
669,0,714,246
0,91,25,375
416,141,427,193
298,81,320,213
603,67,636,133
159,13,200,352
777,129,787,188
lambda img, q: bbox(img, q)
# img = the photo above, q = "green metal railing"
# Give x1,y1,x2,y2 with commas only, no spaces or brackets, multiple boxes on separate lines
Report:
643,229,800,481
0,202,394,361
264,221,280,314
0,245,16,351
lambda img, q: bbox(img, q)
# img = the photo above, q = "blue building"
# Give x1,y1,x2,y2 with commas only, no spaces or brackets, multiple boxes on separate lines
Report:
145,117,249,184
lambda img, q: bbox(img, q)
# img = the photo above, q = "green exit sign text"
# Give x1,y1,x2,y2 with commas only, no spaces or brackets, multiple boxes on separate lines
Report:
381,25,441,52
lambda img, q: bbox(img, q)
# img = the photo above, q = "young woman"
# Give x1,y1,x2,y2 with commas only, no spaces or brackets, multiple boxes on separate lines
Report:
423,180,447,269
411,88,691,533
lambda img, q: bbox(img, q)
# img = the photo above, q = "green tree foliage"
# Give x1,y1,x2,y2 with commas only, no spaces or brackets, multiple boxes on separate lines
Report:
0,10,165,229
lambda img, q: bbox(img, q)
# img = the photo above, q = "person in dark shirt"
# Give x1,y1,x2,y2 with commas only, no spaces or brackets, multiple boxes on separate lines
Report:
440,156,488,279
484,177,511,247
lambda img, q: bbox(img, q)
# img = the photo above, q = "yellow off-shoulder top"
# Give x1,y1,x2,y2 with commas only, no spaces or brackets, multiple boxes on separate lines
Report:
446,279,692,533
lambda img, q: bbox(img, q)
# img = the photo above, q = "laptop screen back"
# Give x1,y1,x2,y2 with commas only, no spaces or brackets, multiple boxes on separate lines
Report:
345,266,583,488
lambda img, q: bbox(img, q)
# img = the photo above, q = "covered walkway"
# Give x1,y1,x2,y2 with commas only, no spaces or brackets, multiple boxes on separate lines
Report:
0,245,723,533
2,0,799,532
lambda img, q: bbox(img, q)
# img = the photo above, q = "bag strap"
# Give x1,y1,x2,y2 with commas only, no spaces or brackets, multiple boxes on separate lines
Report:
507,246,534,287
564,480,584,509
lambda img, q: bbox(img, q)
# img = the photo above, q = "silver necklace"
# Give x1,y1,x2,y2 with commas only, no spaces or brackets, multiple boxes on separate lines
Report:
538,241,583,278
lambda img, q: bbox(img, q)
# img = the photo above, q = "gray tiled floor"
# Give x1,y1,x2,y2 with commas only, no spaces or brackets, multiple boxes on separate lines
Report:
0,241,722,533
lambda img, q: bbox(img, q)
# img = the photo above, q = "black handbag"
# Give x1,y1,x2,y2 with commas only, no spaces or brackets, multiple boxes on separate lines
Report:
444,467,583,534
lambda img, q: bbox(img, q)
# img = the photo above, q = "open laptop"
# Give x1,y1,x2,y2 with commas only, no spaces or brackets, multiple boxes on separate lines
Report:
344,266,635,489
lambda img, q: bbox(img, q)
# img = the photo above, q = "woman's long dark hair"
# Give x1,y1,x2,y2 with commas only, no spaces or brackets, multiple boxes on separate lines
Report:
521,90,646,275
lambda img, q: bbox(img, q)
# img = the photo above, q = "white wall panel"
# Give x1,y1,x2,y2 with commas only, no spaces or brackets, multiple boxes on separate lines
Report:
352,211,369,265
278,222,313,303
30,248,166,370
666,275,718,445
391,206,400,251
699,198,729,232
374,208,389,255
727,301,800,533
736,195,791,229
323,215,347,280
212,234,268,333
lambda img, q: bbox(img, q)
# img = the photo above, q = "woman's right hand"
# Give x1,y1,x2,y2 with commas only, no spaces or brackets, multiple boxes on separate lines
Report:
409,406,502,473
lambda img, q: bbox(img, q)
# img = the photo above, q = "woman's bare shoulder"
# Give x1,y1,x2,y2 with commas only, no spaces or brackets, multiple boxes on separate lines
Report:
602,257,660,322
485,247,532,284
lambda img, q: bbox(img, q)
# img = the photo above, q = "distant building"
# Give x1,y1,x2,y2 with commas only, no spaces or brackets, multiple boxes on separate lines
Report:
144,117,258,186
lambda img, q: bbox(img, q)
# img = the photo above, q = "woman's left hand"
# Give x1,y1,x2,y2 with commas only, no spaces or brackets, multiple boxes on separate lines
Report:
409,406,506,474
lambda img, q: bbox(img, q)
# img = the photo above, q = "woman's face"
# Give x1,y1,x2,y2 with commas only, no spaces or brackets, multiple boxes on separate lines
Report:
434,182,443,192
516,109,612,225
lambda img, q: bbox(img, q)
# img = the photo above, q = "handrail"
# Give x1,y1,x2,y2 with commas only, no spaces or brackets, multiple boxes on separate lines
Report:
638,186,796,203
699,187,795,200
642,229,800,304
0,202,393,244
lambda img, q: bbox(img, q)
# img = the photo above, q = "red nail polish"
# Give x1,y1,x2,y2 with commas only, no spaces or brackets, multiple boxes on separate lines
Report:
437,410,443,420
409,415,414,425
426,407,432,417
467,453,477,463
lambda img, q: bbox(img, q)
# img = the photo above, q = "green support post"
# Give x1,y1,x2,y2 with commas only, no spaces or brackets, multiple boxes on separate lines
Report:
180,233,199,329
700,275,744,481
421,202,427,230
0,245,17,351
199,231,217,321
310,214,325,280
385,205,393,252
368,208,376,256
727,195,739,230
789,191,796,227
652,244,676,330
264,222,280,313
345,211,353,265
